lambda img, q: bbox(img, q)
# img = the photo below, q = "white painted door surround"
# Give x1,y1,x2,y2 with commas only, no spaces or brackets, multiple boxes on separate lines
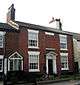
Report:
46,51,57,74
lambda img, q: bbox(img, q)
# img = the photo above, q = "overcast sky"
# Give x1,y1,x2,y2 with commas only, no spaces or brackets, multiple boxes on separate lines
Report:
0,0,80,33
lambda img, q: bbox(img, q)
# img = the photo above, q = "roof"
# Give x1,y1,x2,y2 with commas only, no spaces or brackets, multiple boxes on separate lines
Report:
72,33,80,41
0,23,17,32
15,21,73,35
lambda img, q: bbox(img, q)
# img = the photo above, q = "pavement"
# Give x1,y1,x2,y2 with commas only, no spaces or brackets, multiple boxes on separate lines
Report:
1,80,80,85
0,81,3,85
37,80,80,85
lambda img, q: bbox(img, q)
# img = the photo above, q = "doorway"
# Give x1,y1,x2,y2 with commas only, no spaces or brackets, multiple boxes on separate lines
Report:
46,51,57,75
48,59,53,75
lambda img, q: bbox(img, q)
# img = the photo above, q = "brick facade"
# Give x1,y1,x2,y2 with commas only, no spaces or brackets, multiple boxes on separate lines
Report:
4,26,74,76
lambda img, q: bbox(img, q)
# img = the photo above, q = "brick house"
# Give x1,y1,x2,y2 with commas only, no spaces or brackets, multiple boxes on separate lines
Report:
0,4,74,77
0,23,17,78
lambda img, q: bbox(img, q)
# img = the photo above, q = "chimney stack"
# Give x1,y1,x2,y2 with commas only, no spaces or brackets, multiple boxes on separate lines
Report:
7,4,15,22
55,18,62,30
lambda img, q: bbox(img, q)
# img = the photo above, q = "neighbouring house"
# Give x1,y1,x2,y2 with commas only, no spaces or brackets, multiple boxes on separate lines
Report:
72,33,80,73
0,23,17,78
0,4,75,78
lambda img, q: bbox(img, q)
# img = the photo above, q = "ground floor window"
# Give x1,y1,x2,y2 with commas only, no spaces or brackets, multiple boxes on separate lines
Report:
9,59,22,71
9,52,23,71
0,59,3,72
28,51,40,72
0,55,3,72
60,53,68,70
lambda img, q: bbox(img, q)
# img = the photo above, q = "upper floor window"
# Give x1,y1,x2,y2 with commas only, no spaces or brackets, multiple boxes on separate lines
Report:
28,51,40,72
59,34,67,50
0,32,5,48
28,29,38,48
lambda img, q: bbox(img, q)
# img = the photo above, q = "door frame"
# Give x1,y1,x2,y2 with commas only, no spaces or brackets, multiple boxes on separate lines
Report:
46,51,57,74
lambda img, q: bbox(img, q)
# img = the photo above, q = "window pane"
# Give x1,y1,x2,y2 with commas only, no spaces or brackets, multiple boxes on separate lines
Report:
61,55,68,69
10,60,13,71
60,35,67,49
10,59,22,71
29,54,39,70
28,31,38,47
0,59,2,70
60,43,66,49
0,35,3,47
14,59,17,70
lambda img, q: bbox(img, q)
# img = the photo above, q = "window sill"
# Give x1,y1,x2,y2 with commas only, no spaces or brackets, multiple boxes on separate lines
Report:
29,69,40,72
0,46,3,48
28,46,39,49
0,70,3,72
61,68,69,70
60,49,68,51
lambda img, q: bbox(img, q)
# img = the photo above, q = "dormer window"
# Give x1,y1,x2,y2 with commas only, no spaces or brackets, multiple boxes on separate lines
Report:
28,29,38,48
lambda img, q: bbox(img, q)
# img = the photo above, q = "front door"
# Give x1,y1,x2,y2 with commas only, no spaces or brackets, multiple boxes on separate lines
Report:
74,62,79,73
48,59,53,75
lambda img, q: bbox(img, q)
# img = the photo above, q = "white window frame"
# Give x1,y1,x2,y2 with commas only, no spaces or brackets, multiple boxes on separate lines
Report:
59,34,67,50
45,32,54,36
28,29,39,48
0,55,3,72
60,53,68,70
8,52,23,71
28,51,40,72
0,32,5,48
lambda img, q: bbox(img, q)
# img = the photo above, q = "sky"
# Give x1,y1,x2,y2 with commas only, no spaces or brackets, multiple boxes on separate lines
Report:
0,0,80,33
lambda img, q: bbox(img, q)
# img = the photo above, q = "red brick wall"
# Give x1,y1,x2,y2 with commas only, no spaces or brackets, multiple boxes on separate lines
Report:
54,34,61,76
45,33,61,76
39,32,61,75
18,28,28,72
39,31,46,72
5,32,19,57
5,27,74,75
67,35,74,73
